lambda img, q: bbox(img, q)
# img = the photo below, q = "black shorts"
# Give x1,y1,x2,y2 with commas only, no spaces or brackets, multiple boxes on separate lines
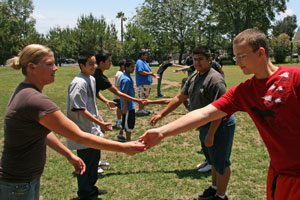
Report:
121,109,135,132
113,99,121,109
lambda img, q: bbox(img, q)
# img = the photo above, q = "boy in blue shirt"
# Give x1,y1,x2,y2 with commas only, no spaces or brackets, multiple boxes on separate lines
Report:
119,59,136,141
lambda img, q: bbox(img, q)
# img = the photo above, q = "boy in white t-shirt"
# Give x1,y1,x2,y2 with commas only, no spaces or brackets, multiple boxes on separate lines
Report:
114,59,125,130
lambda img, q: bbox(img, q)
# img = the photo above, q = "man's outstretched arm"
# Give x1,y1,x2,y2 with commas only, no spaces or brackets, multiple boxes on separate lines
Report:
140,104,227,149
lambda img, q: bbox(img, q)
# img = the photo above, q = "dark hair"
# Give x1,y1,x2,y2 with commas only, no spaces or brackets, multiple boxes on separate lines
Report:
192,46,211,59
95,50,111,64
125,59,135,68
139,50,148,58
78,51,95,67
168,56,172,60
119,59,126,67
233,28,270,57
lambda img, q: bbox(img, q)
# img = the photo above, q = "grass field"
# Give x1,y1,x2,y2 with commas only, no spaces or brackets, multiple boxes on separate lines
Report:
0,63,299,200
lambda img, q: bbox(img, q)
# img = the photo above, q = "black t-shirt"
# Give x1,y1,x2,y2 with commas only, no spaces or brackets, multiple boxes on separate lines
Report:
215,56,223,66
157,61,173,74
93,68,112,95
211,61,222,74
184,56,194,66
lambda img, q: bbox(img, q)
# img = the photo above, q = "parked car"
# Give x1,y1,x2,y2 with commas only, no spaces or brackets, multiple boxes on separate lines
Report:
65,58,76,64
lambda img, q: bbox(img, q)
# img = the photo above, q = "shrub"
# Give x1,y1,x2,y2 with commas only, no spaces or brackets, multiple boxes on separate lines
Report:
270,33,291,63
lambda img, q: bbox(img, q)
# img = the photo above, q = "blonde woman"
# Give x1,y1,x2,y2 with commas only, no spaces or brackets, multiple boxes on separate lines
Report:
0,44,145,200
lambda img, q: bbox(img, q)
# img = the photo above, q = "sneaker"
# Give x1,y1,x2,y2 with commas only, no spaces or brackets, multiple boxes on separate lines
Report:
198,186,216,200
116,121,122,129
143,109,151,114
197,162,211,173
97,167,104,174
99,160,110,166
156,94,166,98
116,134,126,142
97,189,107,195
136,109,150,116
212,195,228,200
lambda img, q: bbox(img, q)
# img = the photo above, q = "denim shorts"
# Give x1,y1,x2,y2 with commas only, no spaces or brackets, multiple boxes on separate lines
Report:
0,177,40,200
199,115,236,175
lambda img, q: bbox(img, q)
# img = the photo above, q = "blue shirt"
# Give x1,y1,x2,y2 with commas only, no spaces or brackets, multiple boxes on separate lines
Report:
120,72,136,110
135,59,153,86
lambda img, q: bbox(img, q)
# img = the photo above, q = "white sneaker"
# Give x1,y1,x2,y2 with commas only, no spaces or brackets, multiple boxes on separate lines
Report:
116,120,122,129
99,160,110,166
197,161,211,173
97,167,104,174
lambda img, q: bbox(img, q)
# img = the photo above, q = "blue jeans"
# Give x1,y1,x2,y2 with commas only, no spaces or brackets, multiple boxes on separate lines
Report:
199,115,236,174
157,73,163,96
77,148,100,199
0,177,40,200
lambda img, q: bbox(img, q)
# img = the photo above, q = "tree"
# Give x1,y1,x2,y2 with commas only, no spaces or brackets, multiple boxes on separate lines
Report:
122,23,154,61
135,0,205,63
116,11,127,43
271,33,291,63
272,15,297,63
75,14,119,54
272,15,298,41
207,0,288,38
46,27,77,66
0,0,38,65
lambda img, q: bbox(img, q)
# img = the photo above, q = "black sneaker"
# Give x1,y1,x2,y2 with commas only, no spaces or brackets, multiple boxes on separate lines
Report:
116,134,126,142
97,189,107,195
212,195,228,200
198,186,216,200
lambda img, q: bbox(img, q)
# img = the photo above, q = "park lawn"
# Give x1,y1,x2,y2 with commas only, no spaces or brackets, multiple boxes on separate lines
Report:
0,63,299,200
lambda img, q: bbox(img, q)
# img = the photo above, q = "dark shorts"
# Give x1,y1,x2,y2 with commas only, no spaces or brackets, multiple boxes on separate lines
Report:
121,109,135,132
199,115,235,174
113,99,121,109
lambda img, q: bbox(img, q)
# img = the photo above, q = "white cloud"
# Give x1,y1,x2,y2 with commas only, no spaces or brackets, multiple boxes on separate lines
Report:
278,8,295,18
32,12,46,20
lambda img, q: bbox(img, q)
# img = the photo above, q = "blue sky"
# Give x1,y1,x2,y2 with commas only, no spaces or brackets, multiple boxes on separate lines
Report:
32,0,300,36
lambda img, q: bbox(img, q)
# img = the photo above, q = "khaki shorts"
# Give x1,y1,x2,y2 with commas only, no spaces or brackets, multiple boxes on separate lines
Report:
137,85,151,99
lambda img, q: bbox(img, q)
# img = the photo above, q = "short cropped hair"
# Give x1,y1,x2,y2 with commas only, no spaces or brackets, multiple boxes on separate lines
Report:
119,59,126,67
233,28,270,57
139,50,148,58
192,46,211,59
95,50,111,64
78,51,95,67
125,59,135,68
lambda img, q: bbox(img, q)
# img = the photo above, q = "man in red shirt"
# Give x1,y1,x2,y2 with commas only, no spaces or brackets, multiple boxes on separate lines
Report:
140,28,300,200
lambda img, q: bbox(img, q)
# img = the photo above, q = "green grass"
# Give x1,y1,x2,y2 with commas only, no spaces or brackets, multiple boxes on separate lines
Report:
1,63,300,200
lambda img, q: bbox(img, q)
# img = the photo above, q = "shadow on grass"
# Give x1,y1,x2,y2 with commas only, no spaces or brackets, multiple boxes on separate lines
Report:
98,168,210,180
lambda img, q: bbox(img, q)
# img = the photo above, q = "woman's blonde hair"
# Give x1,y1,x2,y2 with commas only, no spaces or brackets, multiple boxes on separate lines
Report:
6,44,52,75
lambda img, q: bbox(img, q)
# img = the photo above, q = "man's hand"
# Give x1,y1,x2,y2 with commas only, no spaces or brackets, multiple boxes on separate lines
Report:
150,114,163,126
139,128,164,150
138,99,148,105
205,134,214,147
106,101,117,110
68,154,86,175
120,141,147,155
100,122,112,133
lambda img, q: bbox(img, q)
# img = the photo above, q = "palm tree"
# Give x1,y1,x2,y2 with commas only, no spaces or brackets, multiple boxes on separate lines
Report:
116,11,127,43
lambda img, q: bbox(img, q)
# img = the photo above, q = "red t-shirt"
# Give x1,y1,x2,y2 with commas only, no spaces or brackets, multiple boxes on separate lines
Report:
212,66,300,176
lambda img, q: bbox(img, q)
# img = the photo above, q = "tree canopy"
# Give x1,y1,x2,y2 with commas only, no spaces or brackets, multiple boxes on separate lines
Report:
0,0,295,65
